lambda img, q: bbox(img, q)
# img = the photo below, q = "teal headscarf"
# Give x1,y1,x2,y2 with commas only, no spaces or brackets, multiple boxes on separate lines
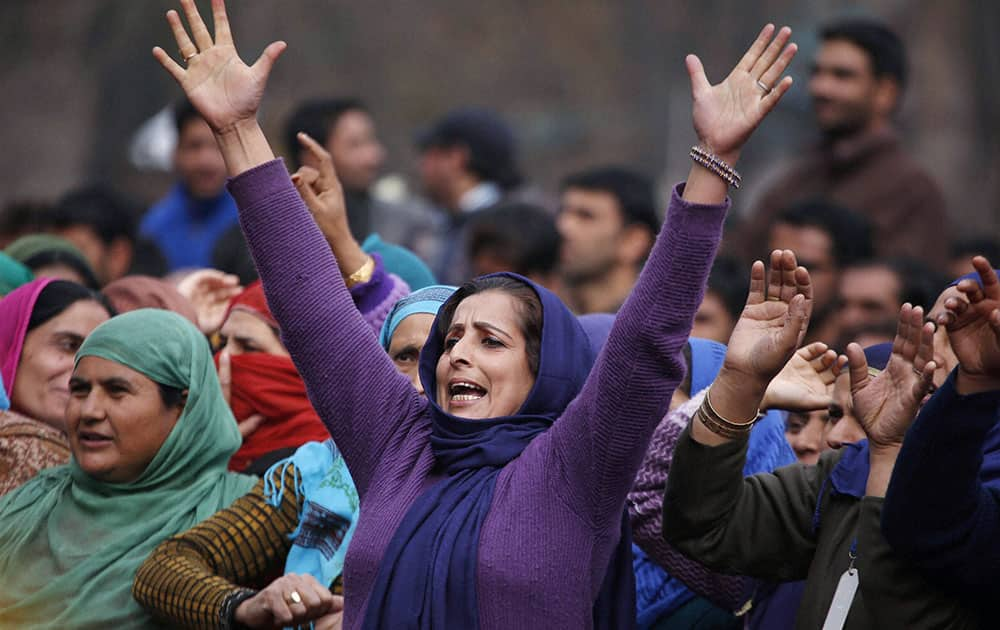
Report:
377,284,457,350
0,309,256,629
0,251,33,296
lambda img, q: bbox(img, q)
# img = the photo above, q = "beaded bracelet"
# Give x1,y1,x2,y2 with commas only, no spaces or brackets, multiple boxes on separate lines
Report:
690,145,742,189
695,389,763,439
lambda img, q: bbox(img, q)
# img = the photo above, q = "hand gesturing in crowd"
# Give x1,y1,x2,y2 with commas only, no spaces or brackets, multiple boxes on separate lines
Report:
701,250,813,441
233,573,342,629
762,341,845,412
153,0,285,134
937,256,1000,393
686,24,797,165
175,268,242,335
847,304,936,452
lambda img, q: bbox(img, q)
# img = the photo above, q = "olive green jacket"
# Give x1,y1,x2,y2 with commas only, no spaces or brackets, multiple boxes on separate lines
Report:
662,427,982,629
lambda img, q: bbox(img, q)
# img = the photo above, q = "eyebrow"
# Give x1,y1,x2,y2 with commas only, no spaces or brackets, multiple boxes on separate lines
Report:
392,343,422,356
53,331,85,343
474,321,513,341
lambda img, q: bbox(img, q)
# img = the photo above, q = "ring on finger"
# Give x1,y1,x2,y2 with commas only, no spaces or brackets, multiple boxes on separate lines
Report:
755,79,773,94
286,590,303,605
766,296,783,302
182,51,198,64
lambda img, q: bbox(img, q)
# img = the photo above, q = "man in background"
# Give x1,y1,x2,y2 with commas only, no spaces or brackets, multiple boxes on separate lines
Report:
556,166,659,314
740,18,949,269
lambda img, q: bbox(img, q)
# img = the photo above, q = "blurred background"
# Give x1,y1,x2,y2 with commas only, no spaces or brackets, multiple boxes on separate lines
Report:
0,0,996,235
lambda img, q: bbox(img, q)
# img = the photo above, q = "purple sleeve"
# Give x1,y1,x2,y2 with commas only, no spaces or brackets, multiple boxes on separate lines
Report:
628,392,751,611
227,160,426,496
549,183,728,528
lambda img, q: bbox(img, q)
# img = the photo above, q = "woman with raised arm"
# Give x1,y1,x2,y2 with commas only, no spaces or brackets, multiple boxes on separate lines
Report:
660,249,985,628
151,1,796,627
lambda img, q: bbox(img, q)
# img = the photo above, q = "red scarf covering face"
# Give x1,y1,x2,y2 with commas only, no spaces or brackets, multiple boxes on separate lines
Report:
220,282,330,472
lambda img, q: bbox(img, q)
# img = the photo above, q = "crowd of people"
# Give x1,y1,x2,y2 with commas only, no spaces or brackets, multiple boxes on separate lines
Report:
0,1,997,628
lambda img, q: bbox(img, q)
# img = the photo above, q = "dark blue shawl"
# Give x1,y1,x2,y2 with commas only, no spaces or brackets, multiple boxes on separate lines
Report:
362,273,634,629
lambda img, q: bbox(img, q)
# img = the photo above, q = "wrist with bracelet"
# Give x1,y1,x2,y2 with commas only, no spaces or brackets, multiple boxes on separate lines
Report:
689,145,742,189
220,587,258,630
344,255,375,288
696,388,763,440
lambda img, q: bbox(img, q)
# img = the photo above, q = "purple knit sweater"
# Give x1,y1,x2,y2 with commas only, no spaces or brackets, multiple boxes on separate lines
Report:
228,160,728,629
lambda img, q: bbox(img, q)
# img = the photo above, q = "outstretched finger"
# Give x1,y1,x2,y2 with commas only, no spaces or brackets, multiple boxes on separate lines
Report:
759,75,795,116
152,46,185,83
180,0,214,51
736,24,776,73
779,250,799,302
251,40,288,85
957,278,985,304
746,260,766,305
973,256,1000,300
297,132,340,189
799,341,829,362
765,250,783,300
778,293,809,349
292,170,324,215
912,359,937,401
832,353,849,377
914,321,935,373
758,42,798,93
845,342,870,394
211,0,233,45
684,54,711,97
749,26,792,79
166,9,198,60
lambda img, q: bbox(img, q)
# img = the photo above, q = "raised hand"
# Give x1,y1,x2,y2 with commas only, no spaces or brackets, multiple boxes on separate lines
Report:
152,0,286,134
937,256,1000,389
175,268,242,334
722,249,812,386
290,132,369,275
761,342,846,412
847,304,937,451
687,24,797,164
233,573,338,629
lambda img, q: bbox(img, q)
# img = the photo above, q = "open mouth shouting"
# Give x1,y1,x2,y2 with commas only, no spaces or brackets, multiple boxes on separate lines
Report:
77,429,115,449
448,379,488,406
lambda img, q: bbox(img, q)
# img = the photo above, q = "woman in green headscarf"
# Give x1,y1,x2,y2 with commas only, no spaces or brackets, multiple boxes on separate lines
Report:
0,251,33,295
0,308,256,629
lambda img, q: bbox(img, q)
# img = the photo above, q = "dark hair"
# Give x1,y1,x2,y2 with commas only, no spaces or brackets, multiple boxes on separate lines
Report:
467,203,561,277
820,18,907,87
843,257,946,310
156,383,186,409
677,342,693,397
950,238,1000,266
0,200,52,239
437,276,543,376
21,250,100,290
173,99,204,136
417,108,522,190
561,167,660,236
774,198,874,267
283,98,369,170
51,185,137,245
706,255,749,322
26,280,115,332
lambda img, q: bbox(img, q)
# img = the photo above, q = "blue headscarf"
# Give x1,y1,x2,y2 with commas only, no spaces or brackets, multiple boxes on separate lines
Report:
377,285,457,350
363,273,633,629
0,373,8,411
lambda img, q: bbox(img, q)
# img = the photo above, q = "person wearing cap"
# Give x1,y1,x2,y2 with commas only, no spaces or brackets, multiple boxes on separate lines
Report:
415,107,526,285
556,166,661,314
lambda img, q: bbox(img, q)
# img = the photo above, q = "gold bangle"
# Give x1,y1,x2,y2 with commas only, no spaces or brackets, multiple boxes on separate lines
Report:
344,255,375,288
704,388,763,427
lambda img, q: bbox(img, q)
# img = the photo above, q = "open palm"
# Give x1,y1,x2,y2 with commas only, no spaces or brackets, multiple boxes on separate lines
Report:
940,256,1000,378
687,25,797,160
848,304,936,449
723,249,812,386
153,0,285,133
